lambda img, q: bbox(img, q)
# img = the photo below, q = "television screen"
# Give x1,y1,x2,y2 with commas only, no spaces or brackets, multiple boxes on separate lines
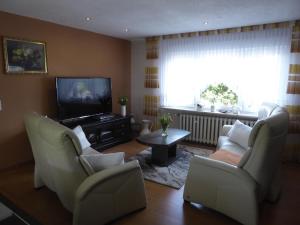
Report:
56,77,112,120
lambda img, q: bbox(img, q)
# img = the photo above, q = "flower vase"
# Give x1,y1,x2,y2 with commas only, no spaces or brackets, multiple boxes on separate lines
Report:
121,105,126,117
140,120,152,136
210,105,215,112
161,126,168,137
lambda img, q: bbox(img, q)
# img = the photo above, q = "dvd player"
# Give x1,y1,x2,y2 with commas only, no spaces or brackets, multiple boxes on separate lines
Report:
99,114,115,120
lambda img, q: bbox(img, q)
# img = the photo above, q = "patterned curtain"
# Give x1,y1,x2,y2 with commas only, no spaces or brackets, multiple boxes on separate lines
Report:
144,37,161,130
284,21,300,162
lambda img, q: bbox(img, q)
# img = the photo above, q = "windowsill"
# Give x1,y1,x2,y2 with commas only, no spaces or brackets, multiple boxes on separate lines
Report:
160,106,258,121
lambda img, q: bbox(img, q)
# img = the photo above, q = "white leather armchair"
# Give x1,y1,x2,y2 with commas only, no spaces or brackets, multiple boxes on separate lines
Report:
24,113,147,225
183,104,289,225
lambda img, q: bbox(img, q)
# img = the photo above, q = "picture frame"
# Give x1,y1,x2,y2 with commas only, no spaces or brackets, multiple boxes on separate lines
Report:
2,37,48,74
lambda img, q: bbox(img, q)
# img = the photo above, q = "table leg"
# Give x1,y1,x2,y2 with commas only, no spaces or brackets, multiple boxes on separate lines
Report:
151,144,178,166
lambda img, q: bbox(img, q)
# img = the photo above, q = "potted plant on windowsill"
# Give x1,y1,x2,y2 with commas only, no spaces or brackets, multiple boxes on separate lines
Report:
200,83,238,112
159,114,173,137
118,96,128,117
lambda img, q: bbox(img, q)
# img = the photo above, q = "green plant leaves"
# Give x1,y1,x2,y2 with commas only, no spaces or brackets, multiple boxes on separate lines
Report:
118,96,128,105
160,113,172,129
200,83,238,105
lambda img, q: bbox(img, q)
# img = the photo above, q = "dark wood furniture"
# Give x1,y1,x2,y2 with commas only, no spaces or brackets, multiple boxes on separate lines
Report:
61,114,132,151
136,128,190,166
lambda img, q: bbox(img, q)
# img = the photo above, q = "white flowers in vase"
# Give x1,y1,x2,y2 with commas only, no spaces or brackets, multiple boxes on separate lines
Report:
200,83,238,112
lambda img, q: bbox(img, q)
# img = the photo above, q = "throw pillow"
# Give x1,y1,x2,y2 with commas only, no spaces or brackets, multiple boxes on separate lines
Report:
72,125,91,151
80,152,125,175
228,120,252,149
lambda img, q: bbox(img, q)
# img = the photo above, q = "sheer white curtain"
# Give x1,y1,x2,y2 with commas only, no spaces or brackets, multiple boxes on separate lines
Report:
159,28,292,112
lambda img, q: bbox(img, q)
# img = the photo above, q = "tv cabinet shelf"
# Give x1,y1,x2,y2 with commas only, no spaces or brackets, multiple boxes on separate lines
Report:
61,114,132,152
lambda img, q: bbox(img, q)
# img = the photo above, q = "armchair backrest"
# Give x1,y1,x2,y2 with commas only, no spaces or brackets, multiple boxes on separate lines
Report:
24,113,88,211
242,106,289,199
257,102,278,119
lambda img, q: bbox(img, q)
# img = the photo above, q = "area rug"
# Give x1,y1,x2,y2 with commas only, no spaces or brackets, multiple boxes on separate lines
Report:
128,145,214,189
0,196,41,225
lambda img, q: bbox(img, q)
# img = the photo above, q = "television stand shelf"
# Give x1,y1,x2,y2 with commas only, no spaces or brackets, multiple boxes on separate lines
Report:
61,114,132,152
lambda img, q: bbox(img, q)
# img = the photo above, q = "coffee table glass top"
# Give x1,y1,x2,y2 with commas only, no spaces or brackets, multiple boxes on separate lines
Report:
137,128,190,146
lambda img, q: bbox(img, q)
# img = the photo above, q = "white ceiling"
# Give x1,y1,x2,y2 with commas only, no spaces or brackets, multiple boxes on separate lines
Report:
0,0,300,40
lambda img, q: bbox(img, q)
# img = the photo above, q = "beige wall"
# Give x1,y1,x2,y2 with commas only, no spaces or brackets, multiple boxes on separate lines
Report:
0,11,131,170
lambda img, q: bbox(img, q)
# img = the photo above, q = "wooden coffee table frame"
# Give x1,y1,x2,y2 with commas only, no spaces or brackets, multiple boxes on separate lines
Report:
137,128,190,166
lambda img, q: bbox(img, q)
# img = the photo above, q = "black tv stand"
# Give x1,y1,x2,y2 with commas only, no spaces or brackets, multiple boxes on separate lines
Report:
97,113,116,121
60,114,132,152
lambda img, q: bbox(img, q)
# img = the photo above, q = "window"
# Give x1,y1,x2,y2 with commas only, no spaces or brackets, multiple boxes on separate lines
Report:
159,28,291,112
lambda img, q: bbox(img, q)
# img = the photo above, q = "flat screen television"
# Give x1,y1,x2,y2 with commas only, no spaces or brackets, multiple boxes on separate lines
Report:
56,77,112,120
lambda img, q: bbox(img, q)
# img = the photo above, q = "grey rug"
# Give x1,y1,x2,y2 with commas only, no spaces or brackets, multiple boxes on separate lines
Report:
0,200,39,225
128,145,214,189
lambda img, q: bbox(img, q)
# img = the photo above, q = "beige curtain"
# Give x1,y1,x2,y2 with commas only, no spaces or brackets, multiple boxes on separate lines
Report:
284,21,300,163
143,20,300,147
143,37,160,130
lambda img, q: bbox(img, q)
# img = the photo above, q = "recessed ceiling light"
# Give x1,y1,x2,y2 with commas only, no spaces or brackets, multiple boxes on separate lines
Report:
85,17,91,21
124,28,129,33
204,21,208,25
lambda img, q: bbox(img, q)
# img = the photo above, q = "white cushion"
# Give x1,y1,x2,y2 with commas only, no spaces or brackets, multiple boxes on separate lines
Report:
228,120,252,150
72,125,91,151
79,152,125,175
82,146,100,155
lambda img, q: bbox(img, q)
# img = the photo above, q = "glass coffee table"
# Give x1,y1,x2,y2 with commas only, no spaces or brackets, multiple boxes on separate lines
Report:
136,128,191,166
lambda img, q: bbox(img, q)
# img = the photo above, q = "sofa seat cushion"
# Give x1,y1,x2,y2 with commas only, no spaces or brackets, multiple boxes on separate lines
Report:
209,150,242,166
217,136,247,155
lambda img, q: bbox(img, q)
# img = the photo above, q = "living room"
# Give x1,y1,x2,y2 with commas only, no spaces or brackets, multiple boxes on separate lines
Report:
0,0,299,225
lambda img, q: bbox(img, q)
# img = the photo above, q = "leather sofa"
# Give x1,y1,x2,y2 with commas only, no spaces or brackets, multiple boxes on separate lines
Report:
24,113,147,225
183,103,289,225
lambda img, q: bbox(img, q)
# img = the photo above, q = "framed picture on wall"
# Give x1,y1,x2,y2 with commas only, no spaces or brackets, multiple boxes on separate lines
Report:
2,37,48,74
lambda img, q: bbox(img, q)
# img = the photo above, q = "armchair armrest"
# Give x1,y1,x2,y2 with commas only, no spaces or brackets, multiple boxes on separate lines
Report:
184,156,258,225
73,160,147,225
186,156,255,185
221,125,233,136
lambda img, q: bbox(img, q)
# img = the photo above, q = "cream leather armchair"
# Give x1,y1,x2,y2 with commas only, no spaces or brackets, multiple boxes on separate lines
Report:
183,104,289,225
24,113,147,225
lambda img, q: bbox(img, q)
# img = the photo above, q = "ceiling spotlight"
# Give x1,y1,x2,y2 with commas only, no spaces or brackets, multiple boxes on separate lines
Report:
85,17,91,21
124,28,129,33
204,21,208,25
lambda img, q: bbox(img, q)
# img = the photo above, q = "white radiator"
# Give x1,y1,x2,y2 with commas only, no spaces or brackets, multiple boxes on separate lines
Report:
179,113,256,145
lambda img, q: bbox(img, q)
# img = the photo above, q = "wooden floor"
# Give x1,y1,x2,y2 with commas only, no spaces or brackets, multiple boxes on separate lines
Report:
0,140,299,225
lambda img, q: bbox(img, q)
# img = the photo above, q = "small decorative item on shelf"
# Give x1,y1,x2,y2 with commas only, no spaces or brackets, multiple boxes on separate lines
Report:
118,96,128,117
159,114,173,137
197,104,203,111
200,83,238,112
232,105,239,114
